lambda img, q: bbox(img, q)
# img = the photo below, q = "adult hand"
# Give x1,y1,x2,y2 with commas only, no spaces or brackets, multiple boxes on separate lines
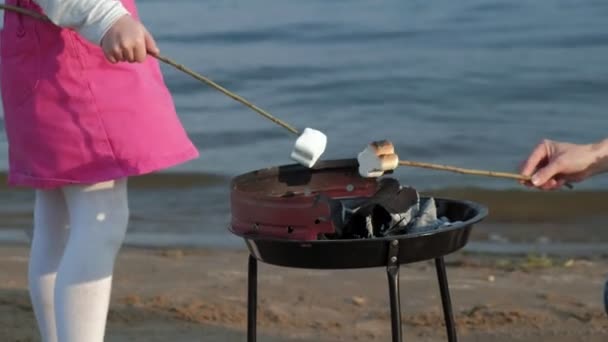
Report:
100,15,160,63
520,139,608,190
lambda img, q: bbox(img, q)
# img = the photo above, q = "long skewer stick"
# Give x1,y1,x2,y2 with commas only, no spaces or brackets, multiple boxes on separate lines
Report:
0,4,300,135
152,55,299,135
397,159,573,188
399,160,528,181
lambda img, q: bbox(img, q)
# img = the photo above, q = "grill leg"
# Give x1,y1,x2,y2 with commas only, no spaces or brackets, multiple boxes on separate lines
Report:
435,257,457,342
387,263,402,342
386,239,402,342
247,255,258,342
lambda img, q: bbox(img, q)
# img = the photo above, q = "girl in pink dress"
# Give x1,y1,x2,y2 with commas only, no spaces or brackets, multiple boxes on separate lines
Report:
1,0,199,340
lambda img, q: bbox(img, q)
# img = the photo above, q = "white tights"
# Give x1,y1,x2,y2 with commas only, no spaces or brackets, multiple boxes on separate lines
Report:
28,179,129,342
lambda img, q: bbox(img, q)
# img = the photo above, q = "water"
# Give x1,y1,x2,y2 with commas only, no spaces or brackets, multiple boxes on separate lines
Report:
145,0,608,190
1,0,608,250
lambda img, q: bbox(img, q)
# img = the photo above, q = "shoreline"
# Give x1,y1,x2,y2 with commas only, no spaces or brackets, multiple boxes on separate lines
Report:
2,217,608,258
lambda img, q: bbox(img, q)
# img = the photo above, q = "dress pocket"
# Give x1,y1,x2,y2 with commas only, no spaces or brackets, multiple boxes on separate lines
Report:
0,6,40,109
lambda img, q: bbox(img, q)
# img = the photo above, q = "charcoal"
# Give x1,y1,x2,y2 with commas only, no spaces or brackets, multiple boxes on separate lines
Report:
330,178,452,239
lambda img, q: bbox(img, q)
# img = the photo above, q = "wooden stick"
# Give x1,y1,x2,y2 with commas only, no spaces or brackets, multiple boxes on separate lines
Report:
0,4,300,136
153,55,299,135
398,160,573,188
0,4,48,21
398,160,527,180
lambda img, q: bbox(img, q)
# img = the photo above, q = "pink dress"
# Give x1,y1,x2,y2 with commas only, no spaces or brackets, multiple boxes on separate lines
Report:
0,0,199,189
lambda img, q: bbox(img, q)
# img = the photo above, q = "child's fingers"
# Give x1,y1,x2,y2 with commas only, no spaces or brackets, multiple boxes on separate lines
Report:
133,42,147,63
123,46,135,63
144,31,160,56
104,50,118,64
111,45,125,62
105,47,122,64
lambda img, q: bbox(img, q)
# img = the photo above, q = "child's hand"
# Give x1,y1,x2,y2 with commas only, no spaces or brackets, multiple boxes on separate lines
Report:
101,15,160,63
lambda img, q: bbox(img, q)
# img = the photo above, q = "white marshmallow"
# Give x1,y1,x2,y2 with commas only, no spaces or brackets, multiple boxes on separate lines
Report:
357,143,400,178
290,127,327,168
358,145,385,178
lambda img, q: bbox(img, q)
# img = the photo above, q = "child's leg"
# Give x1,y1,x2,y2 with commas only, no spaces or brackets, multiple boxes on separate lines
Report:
54,179,129,342
29,189,70,342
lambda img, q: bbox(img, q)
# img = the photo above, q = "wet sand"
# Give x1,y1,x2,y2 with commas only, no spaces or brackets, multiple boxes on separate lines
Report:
0,245,606,341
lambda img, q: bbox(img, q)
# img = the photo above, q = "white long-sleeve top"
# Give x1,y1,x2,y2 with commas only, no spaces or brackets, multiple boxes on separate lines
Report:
34,0,130,45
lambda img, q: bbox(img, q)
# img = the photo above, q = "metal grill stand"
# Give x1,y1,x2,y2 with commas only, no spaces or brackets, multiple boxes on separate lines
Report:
245,241,459,342
230,160,486,342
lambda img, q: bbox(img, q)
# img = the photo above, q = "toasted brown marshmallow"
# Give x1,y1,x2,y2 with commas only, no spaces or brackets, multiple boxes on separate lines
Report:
368,140,395,156
378,153,399,171
357,140,399,178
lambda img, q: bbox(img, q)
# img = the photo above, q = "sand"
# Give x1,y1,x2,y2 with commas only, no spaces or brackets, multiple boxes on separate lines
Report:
0,245,606,341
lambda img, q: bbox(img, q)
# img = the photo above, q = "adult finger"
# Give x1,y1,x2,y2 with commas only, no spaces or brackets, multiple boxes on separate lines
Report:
554,179,567,189
539,179,559,191
520,141,549,177
531,159,563,186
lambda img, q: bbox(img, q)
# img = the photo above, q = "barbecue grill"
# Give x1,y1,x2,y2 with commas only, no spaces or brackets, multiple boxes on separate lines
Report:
230,159,488,342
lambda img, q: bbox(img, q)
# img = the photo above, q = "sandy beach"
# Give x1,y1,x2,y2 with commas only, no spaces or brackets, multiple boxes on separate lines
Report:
0,244,606,342
1,176,608,341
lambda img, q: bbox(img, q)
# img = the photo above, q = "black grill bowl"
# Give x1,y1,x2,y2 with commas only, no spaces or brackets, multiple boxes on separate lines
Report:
240,198,486,269
229,159,488,269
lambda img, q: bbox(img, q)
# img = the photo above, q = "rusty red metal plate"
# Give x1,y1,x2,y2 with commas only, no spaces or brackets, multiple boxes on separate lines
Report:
230,159,379,240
